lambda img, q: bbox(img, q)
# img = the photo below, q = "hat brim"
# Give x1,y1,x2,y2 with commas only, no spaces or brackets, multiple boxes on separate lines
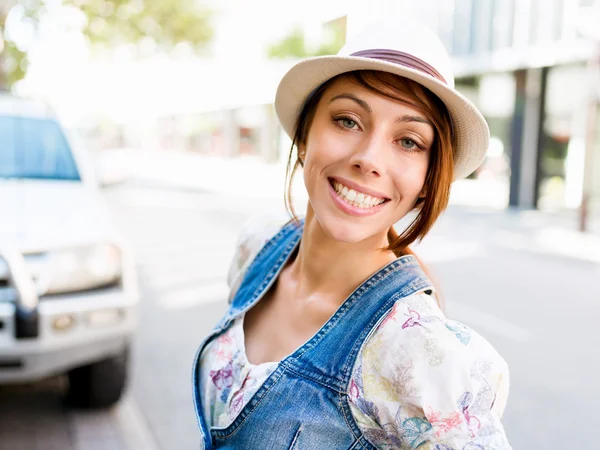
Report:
274,56,489,181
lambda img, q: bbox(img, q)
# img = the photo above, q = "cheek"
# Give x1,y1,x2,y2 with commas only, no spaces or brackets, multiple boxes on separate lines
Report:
305,120,357,162
391,160,429,200
303,136,344,180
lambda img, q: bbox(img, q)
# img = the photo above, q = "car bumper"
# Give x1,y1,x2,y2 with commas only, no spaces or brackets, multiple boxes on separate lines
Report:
0,287,138,383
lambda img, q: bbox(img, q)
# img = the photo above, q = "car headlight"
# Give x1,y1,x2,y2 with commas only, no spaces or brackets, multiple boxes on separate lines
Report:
32,243,122,295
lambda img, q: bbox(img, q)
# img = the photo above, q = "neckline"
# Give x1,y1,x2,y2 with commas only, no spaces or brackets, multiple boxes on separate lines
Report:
236,313,280,369
235,233,423,368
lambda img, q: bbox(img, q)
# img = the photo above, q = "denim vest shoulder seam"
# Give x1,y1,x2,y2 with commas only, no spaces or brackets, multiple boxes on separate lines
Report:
340,278,433,381
349,437,374,450
229,218,299,306
337,284,433,450
326,282,432,449
339,389,375,450
355,435,377,450
228,228,300,318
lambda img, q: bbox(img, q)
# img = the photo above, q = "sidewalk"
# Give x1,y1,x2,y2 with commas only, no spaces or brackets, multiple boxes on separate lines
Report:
102,149,600,263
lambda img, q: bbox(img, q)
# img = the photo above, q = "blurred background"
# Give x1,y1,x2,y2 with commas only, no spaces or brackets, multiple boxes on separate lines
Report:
0,0,599,449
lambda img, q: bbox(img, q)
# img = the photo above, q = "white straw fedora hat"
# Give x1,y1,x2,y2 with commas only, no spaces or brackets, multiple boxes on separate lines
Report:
274,20,489,181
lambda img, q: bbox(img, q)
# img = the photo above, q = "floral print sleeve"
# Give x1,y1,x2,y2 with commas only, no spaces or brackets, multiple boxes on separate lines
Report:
349,293,511,450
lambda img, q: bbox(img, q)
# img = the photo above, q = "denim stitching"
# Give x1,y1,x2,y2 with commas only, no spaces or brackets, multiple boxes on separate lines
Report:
336,281,433,447
283,362,345,393
230,219,301,312
230,235,300,318
349,438,371,450
204,221,431,445
357,436,376,450
339,308,390,383
339,390,374,449
339,278,432,383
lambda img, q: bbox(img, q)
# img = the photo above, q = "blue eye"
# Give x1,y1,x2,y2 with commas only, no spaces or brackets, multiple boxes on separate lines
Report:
336,117,358,129
400,138,419,150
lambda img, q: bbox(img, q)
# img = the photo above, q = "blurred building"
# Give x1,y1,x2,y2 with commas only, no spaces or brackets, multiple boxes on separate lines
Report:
345,0,600,214
23,0,598,216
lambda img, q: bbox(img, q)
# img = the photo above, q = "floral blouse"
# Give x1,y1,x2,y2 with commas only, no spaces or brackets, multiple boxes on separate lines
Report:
199,213,511,449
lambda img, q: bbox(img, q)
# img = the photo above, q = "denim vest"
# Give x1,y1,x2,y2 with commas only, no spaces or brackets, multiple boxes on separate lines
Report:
192,219,434,449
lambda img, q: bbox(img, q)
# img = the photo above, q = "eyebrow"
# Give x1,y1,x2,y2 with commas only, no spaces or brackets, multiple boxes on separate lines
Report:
328,93,432,125
396,115,432,126
328,93,372,113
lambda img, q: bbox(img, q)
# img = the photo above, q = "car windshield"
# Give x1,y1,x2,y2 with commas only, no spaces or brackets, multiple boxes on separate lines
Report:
0,115,81,181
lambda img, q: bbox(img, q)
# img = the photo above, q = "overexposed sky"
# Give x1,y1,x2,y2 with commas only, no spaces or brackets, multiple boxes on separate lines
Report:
206,0,349,60
12,1,351,125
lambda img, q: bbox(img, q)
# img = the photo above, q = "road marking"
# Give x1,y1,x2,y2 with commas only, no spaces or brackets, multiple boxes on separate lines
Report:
157,282,229,310
446,300,533,343
113,395,161,450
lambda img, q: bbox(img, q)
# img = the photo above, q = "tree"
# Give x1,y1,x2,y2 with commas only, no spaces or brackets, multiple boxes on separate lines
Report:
267,19,346,59
267,27,308,59
0,0,213,90
1,0,27,88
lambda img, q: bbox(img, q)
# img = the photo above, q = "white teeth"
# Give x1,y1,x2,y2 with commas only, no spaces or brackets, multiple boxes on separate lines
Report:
331,180,385,208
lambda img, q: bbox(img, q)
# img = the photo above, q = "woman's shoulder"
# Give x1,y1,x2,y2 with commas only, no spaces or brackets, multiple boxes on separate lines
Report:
361,292,509,383
350,292,511,448
226,212,292,299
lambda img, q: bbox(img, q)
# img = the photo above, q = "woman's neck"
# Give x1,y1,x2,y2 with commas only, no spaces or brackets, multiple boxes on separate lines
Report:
286,207,397,305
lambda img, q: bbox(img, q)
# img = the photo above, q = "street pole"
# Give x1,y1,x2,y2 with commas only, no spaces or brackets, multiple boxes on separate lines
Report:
579,39,599,232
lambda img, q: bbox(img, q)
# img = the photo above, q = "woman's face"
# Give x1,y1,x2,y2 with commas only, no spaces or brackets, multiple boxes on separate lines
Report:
300,76,435,245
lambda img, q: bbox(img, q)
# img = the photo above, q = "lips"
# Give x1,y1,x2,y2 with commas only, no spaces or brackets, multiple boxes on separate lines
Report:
327,177,390,217
327,177,390,202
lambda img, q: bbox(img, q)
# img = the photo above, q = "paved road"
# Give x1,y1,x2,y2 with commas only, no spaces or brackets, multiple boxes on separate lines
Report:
1,183,598,449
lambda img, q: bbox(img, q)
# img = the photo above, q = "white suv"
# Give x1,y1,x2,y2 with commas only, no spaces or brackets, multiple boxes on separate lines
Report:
0,93,139,408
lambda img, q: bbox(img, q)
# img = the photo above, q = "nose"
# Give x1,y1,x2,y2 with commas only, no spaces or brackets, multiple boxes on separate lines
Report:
348,133,386,177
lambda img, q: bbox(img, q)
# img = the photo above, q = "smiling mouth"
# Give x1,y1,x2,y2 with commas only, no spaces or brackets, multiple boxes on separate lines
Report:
328,178,390,209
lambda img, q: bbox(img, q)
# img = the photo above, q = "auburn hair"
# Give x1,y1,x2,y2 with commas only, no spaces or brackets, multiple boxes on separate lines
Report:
283,70,456,309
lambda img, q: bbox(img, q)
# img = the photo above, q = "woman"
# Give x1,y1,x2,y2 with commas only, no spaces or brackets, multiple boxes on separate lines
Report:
193,21,511,450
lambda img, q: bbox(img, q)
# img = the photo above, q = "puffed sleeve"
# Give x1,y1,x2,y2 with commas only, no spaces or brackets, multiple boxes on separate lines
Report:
226,212,290,302
348,293,511,450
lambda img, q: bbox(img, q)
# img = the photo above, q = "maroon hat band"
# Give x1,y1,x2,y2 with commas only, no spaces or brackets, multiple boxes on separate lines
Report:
350,49,447,85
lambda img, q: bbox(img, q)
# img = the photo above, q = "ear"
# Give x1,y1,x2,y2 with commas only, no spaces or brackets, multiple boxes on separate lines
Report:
418,187,427,199
298,144,306,162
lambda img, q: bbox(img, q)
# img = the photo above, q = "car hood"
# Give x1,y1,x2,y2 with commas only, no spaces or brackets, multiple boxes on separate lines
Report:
0,179,119,253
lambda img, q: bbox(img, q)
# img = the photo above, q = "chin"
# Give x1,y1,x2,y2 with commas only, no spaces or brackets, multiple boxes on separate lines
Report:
315,210,385,244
